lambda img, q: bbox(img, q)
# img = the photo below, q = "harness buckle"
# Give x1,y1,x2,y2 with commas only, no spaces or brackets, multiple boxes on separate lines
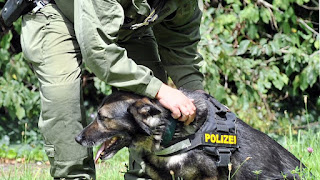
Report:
215,148,231,167
31,0,50,14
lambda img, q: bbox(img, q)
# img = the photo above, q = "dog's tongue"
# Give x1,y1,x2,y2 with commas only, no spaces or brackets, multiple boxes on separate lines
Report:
95,142,106,164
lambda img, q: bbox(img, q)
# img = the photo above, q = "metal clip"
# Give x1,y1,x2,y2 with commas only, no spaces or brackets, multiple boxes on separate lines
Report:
31,0,46,14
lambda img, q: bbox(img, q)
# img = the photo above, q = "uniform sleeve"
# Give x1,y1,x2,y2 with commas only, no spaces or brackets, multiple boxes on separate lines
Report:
74,0,162,98
153,0,204,90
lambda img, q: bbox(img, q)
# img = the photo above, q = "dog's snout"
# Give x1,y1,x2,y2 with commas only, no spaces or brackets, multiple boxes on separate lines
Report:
75,133,84,145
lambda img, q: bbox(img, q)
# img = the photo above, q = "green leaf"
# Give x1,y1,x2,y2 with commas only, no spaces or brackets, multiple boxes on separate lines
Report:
239,95,249,110
7,149,17,159
213,85,227,103
15,105,26,120
226,0,235,4
259,38,267,45
221,41,234,55
264,81,272,89
239,4,259,23
296,0,304,5
269,41,280,54
299,71,309,91
250,45,259,56
306,65,317,86
282,22,291,34
260,8,271,24
3,91,11,106
0,32,13,50
314,37,319,49
272,78,284,90
280,74,289,85
264,44,272,56
247,24,258,39
232,4,241,13
237,40,251,55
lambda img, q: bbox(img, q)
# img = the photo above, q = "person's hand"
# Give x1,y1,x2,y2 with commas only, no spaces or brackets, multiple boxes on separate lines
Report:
155,84,196,125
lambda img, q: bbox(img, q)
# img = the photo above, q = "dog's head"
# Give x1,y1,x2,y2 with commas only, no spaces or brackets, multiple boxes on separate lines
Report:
75,91,167,161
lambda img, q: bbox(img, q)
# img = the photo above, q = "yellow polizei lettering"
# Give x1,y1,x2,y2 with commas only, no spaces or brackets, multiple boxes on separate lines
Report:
224,135,229,144
211,134,216,143
204,134,237,145
205,133,211,142
229,135,233,144
216,134,221,144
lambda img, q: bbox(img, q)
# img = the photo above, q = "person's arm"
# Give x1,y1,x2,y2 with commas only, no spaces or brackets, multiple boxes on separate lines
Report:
74,0,162,98
153,0,204,91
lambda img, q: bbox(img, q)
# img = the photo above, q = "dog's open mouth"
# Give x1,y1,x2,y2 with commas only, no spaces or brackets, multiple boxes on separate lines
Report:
95,136,119,163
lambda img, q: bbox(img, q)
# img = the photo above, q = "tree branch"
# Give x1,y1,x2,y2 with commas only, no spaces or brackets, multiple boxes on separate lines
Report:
256,0,283,14
300,4,319,11
297,18,319,35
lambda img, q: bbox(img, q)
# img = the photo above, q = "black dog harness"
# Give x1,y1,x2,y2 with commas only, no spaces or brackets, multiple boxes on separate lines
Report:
155,94,239,167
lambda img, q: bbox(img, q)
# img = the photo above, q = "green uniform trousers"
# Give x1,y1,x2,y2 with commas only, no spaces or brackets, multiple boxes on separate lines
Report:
20,4,169,180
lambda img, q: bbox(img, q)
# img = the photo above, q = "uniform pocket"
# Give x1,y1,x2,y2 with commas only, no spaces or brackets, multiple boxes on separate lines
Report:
21,12,49,63
21,4,75,64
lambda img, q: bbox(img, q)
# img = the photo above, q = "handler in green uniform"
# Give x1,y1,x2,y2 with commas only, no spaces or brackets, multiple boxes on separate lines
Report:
21,0,204,179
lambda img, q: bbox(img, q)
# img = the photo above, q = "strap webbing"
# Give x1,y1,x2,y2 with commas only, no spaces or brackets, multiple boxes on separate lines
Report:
129,0,165,29
154,139,191,156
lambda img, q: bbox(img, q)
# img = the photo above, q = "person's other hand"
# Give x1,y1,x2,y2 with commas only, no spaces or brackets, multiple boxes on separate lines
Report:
155,84,196,125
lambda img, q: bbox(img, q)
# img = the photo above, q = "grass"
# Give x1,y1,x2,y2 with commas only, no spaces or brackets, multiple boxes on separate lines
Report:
280,129,320,179
95,148,129,180
0,130,319,180
0,148,129,180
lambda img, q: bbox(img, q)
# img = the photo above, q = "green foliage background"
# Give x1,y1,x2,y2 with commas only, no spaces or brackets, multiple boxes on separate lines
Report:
0,0,319,155
199,0,319,133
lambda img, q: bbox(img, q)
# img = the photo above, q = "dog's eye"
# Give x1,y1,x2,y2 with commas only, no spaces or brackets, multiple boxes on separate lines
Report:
97,113,110,120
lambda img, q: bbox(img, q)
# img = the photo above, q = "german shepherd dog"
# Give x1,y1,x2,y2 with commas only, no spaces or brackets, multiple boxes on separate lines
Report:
76,90,305,180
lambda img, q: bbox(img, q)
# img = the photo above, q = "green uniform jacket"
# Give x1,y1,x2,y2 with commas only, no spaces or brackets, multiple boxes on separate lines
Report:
55,0,204,98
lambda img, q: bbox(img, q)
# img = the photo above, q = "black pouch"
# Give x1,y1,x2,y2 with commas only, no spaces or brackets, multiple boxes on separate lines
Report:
1,0,34,27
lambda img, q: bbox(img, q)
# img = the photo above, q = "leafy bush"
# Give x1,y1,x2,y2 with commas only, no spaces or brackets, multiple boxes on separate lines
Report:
0,26,41,143
199,0,319,131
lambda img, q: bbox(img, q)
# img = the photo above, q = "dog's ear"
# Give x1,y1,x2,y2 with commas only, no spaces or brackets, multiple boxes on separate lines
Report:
128,98,161,135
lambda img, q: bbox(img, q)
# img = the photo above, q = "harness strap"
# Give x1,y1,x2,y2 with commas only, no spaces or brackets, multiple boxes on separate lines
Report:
129,0,165,30
154,138,191,156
